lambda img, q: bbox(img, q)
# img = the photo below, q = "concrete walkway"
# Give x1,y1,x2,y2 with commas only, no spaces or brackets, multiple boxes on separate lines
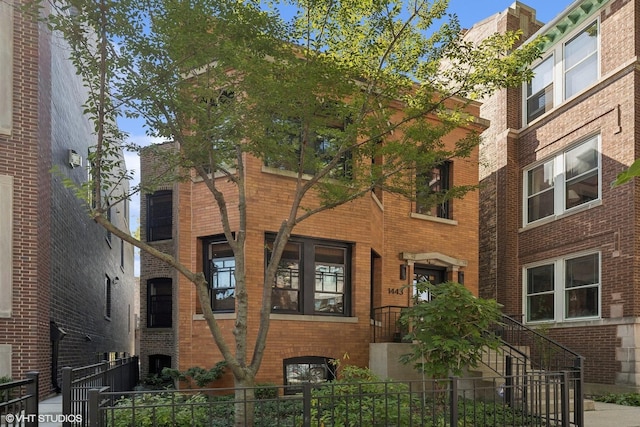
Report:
584,401,640,427
38,394,63,427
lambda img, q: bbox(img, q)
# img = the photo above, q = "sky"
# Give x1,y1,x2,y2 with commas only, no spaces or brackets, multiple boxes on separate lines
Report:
121,0,573,275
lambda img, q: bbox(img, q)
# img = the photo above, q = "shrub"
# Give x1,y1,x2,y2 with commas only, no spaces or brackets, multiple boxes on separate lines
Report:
255,383,278,400
109,392,210,427
310,365,417,426
162,361,227,388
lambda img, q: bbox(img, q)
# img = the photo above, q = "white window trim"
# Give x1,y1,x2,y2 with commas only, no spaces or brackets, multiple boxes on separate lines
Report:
523,18,600,127
522,134,601,227
523,251,601,324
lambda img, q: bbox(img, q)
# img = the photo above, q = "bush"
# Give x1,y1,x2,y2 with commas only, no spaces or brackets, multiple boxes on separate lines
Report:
255,383,278,400
0,376,12,403
594,393,640,406
162,361,227,388
109,392,210,427
310,365,417,426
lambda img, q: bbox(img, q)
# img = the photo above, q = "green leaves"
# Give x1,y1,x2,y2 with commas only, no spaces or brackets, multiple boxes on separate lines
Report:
612,158,640,187
398,281,503,379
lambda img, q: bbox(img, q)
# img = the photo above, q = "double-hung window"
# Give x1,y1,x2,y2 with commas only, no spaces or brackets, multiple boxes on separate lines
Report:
524,135,600,225
525,20,599,124
267,235,351,316
204,237,236,312
147,278,172,328
525,252,600,323
147,191,172,241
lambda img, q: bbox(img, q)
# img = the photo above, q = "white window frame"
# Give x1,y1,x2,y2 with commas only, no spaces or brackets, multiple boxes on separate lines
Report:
523,251,601,324
523,19,600,125
522,134,601,226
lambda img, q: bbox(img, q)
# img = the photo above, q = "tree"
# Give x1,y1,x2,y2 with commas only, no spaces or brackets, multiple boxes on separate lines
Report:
398,281,503,379
33,0,541,424
613,158,640,186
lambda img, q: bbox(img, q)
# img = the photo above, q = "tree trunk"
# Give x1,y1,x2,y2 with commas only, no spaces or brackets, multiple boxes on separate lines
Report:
234,375,256,427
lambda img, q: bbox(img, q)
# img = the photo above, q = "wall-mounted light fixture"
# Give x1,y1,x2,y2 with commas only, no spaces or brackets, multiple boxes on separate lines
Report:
113,276,120,285
457,271,464,284
68,149,82,168
400,264,407,281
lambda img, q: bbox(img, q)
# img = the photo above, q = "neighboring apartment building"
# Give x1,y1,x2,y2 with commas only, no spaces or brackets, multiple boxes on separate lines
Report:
0,2,135,396
467,0,640,392
139,110,486,386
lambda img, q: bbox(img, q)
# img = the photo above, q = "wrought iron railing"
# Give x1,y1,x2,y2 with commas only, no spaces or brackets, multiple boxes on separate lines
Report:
371,305,408,343
86,372,582,427
61,355,139,427
0,372,39,427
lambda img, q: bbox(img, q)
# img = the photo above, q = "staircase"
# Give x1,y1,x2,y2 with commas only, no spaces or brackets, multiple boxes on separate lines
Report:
465,315,594,417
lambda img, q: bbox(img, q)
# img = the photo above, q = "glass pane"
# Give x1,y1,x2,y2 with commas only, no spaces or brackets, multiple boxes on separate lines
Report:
527,162,554,196
527,294,554,322
212,258,235,288
566,170,598,209
564,22,598,71
272,288,299,311
566,253,599,288
527,56,554,97
566,287,599,318
213,289,235,311
527,264,554,294
314,293,343,313
565,139,597,180
528,189,554,222
286,363,327,384
565,53,598,99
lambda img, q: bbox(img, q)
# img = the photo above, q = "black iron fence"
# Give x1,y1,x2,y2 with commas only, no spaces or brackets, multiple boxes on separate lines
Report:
0,372,39,427
61,355,139,427
86,370,582,427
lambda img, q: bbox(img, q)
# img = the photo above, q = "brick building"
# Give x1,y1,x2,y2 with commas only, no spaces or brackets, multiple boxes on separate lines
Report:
467,0,640,392
0,1,135,396
139,109,486,385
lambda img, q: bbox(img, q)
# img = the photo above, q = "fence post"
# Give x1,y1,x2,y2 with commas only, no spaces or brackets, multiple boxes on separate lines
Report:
449,377,458,427
560,371,570,427
24,372,39,427
88,387,109,427
62,367,72,426
302,383,311,427
505,355,513,407
574,356,584,427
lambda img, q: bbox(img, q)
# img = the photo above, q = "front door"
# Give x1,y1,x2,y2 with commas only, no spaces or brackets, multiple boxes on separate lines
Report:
413,265,446,302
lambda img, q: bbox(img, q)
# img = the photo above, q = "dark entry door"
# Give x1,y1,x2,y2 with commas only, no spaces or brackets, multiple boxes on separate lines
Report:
413,265,446,301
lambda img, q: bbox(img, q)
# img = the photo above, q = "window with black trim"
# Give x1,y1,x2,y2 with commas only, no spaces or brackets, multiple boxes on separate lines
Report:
264,116,351,179
147,278,172,328
104,275,112,319
147,190,172,241
149,354,171,376
415,161,451,219
203,237,236,312
283,356,336,394
267,235,351,316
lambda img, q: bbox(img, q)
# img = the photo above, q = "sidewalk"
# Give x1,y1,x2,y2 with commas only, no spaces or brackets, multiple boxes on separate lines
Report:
38,394,63,427
584,401,640,427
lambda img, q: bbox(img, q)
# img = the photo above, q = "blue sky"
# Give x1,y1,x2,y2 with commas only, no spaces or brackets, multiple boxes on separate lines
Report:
121,0,574,275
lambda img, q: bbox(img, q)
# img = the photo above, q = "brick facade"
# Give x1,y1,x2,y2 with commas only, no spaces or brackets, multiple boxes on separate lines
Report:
0,2,135,397
139,109,484,386
470,0,640,392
